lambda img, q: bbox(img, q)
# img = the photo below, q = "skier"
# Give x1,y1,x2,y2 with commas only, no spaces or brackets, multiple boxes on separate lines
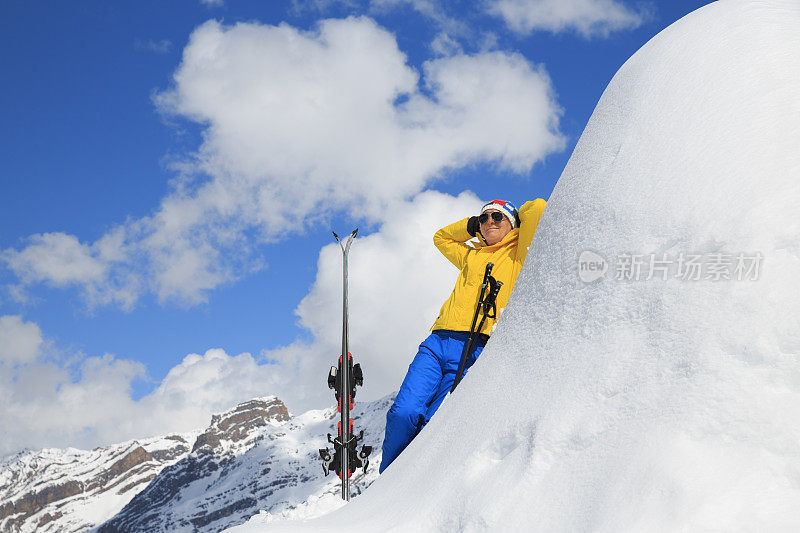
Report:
379,198,547,473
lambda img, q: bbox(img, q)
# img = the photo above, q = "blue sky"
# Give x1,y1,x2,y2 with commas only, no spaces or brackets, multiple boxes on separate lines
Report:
0,0,711,454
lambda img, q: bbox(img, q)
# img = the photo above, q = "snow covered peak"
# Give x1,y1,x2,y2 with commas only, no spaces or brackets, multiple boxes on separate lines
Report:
230,1,800,531
192,396,290,454
0,432,196,532
99,395,389,532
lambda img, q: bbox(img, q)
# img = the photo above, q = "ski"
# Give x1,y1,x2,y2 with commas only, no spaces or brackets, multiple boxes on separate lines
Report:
319,229,372,501
451,262,503,393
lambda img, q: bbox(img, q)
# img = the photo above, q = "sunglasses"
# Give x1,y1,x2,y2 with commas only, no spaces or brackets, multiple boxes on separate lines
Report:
479,212,505,224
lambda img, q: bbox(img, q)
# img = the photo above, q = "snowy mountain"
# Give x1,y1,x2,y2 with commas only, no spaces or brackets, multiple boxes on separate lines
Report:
0,395,390,532
227,1,800,531
0,432,196,532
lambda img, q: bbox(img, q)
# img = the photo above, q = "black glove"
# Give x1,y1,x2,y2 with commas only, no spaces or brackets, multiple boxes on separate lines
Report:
467,216,480,237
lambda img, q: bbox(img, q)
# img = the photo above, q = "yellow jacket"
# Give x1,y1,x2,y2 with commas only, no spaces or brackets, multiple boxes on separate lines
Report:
430,199,547,335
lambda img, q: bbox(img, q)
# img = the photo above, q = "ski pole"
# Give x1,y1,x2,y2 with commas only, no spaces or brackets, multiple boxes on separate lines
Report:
451,263,494,393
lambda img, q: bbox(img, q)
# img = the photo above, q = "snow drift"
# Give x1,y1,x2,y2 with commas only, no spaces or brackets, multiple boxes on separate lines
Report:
231,0,800,531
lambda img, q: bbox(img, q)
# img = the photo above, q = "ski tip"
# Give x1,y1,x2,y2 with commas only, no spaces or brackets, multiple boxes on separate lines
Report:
332,231,340,242
351,228,358,238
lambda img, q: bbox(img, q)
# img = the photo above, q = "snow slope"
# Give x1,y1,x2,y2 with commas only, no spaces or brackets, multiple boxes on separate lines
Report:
229,0,800,531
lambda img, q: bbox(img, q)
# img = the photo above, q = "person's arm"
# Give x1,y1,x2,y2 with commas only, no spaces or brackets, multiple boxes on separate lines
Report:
515,199,547,265
433,217,475,269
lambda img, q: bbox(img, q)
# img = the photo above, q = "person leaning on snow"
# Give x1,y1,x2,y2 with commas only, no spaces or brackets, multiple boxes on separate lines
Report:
379,198,547,473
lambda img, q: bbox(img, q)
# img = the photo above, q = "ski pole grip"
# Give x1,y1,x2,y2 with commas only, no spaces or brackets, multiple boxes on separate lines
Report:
485,262,494,276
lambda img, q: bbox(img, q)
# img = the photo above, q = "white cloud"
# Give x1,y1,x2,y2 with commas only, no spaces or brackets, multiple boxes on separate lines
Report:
155,17,559,220
0,318,293,454
488,0,649,38
0,316,150,454
142,349,287,431
2,16,564,309
200,0,224,7
0,315,43,366
4,233,107,286
2,231,140,310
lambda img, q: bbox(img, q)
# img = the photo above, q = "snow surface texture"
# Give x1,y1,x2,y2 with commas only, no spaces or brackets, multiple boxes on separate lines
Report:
229,1,800,531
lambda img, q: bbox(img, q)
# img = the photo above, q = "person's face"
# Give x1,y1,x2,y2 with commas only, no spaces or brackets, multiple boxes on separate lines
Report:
480,209,512,245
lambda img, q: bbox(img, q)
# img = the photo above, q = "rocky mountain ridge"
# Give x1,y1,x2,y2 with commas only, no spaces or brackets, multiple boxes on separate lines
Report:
0,432,196,532
0,394,389,532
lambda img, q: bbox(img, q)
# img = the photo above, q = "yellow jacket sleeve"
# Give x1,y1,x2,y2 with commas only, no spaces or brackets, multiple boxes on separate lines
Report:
515,199,547,267
433,217,474,270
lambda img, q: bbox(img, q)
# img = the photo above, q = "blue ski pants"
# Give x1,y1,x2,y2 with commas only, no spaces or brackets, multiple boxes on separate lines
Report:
379,330,487,473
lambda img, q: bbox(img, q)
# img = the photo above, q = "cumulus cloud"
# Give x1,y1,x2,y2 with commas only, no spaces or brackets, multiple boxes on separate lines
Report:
0,317,292,454
2,16,564,309
0,315,43,366
488,0,649,38
141,349,287,431
0,319,149,454
2,231,139,310
156,17,561,220
4,233,107,286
